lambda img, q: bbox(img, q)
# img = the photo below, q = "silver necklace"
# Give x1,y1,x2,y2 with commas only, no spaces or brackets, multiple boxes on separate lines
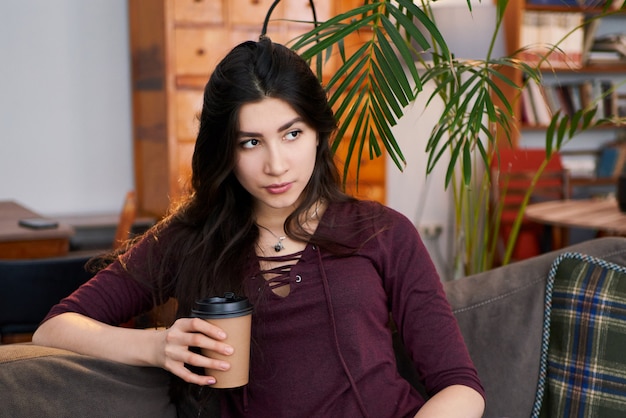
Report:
256,224,286,252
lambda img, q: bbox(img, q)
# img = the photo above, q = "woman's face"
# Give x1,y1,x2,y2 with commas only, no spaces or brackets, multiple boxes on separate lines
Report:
234,97,318,216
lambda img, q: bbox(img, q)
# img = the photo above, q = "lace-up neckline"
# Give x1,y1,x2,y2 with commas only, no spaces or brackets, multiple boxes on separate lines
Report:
257,250,304,295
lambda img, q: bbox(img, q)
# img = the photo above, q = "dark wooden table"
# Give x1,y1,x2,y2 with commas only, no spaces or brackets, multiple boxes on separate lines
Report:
0,201,74,259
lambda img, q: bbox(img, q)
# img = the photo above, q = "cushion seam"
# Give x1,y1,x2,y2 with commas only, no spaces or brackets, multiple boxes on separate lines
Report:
452,245,626,315
0,351,75,365
452,275,545,314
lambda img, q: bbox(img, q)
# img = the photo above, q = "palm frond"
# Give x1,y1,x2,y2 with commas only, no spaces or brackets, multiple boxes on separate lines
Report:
289,0,452,175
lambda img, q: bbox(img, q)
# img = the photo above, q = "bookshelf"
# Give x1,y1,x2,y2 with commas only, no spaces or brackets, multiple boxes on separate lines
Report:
500,0,626,186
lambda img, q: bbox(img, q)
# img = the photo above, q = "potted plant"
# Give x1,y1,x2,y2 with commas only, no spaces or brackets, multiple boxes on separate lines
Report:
264,0,625,275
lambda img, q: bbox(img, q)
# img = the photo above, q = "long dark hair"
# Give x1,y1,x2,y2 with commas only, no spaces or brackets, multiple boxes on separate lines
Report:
94,37,370,409
126,37,352,320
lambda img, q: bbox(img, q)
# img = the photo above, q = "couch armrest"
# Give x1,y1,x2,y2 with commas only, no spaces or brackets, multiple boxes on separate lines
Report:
444,237,626,418
0,343,176,417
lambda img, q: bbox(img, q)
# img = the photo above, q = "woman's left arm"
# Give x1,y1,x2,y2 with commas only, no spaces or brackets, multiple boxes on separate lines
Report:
373,206,486,413
414,385,485,418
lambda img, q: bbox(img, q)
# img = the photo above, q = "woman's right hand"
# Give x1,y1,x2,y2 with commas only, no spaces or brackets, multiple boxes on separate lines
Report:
157,317,234,386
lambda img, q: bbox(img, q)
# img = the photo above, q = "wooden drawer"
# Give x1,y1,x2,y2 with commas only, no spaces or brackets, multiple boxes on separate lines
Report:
175,90,204,140
229,0,283,26
173,0,224,24
174,28,231,75
282,0,332,46
344,182,385,204
284,0,330,25
334,141,386,183
337,157,386,184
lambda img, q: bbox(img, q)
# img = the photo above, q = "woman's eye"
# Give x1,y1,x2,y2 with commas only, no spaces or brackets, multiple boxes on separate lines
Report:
240,138,260,149
285,130,301,141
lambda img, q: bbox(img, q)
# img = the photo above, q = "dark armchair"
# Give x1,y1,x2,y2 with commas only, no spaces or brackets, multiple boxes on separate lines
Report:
0,253,95,343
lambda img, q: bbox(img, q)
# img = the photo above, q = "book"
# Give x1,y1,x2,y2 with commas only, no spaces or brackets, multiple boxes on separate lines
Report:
578,81,594,111
569,83,583,112
540,80,616,120
613,144,626,177
521,83,538,126
543,84,562,115
581,19,600,65
519,11,585,69
601,80,618,118
618,93,626,118
592,34,626,58
588,50,623,63
592,79,605,117
596,146,620,178
561,151,597,178
527,79,553,126
520,11,541,64
565,13,584,68
556,84,575,116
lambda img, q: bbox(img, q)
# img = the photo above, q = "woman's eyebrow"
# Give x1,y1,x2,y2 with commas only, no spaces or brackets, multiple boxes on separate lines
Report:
238,117,303,138
277,117,303,132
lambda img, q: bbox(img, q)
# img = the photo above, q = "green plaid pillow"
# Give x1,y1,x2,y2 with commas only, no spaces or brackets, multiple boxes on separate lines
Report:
532,253,626,418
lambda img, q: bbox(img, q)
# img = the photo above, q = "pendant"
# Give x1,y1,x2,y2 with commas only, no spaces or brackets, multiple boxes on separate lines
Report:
274,237,285,252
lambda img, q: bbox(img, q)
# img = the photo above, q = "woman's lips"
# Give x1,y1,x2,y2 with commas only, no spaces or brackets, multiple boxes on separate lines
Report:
265,182,292,194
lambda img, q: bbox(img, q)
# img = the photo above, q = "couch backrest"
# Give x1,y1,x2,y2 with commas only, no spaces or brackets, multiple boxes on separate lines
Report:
444,237,626,418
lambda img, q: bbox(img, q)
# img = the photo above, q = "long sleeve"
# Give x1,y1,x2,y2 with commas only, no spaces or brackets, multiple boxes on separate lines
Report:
43,232,163,326
43,261,154,326
375,206,484,398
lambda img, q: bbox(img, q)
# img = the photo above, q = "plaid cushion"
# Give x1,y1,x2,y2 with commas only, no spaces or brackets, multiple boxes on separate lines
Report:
532,252,626,418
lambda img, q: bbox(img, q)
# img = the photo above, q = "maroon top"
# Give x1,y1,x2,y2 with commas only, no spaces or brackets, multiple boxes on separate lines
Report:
46,200,484,417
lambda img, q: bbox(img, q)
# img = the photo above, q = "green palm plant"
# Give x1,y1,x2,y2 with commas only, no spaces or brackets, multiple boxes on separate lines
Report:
267,0,624,275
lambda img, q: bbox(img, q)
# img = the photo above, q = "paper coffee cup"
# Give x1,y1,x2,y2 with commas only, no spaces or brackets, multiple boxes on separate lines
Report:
191,292,253,388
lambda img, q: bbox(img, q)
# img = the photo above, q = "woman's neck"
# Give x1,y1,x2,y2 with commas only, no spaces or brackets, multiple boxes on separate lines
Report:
253,199,327,237
253,207,291,234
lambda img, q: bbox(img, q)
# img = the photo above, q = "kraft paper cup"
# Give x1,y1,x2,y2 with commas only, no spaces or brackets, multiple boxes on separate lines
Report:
192,293,253,388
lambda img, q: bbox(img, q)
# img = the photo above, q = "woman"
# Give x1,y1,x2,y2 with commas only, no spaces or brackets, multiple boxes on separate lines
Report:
33,37,485,417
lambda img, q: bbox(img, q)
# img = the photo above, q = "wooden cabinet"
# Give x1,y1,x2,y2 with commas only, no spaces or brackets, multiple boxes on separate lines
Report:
129,0,384,217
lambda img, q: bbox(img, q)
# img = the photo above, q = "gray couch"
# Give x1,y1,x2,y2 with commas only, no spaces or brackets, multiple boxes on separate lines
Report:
1,237,625,417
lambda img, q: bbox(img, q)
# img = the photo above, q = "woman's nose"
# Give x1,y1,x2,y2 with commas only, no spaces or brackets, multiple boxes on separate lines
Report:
264,144,288,176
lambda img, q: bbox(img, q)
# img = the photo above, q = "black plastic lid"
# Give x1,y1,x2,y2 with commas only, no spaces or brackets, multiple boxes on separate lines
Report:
191,292,253,319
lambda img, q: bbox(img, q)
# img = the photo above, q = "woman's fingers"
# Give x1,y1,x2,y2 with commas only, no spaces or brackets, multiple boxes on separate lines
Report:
165,343,231,370
175,317,227,340
168,318,233,353
159,317,234,385
168,360,217,386
164,346,230,384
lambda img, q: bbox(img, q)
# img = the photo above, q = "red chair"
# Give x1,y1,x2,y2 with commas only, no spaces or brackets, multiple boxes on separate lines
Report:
491,148,570,262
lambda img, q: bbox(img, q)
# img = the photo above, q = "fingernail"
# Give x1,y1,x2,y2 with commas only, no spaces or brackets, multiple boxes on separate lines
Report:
224,346,234,355
221,362,230,371
218,331,227,339
207,377,216,385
